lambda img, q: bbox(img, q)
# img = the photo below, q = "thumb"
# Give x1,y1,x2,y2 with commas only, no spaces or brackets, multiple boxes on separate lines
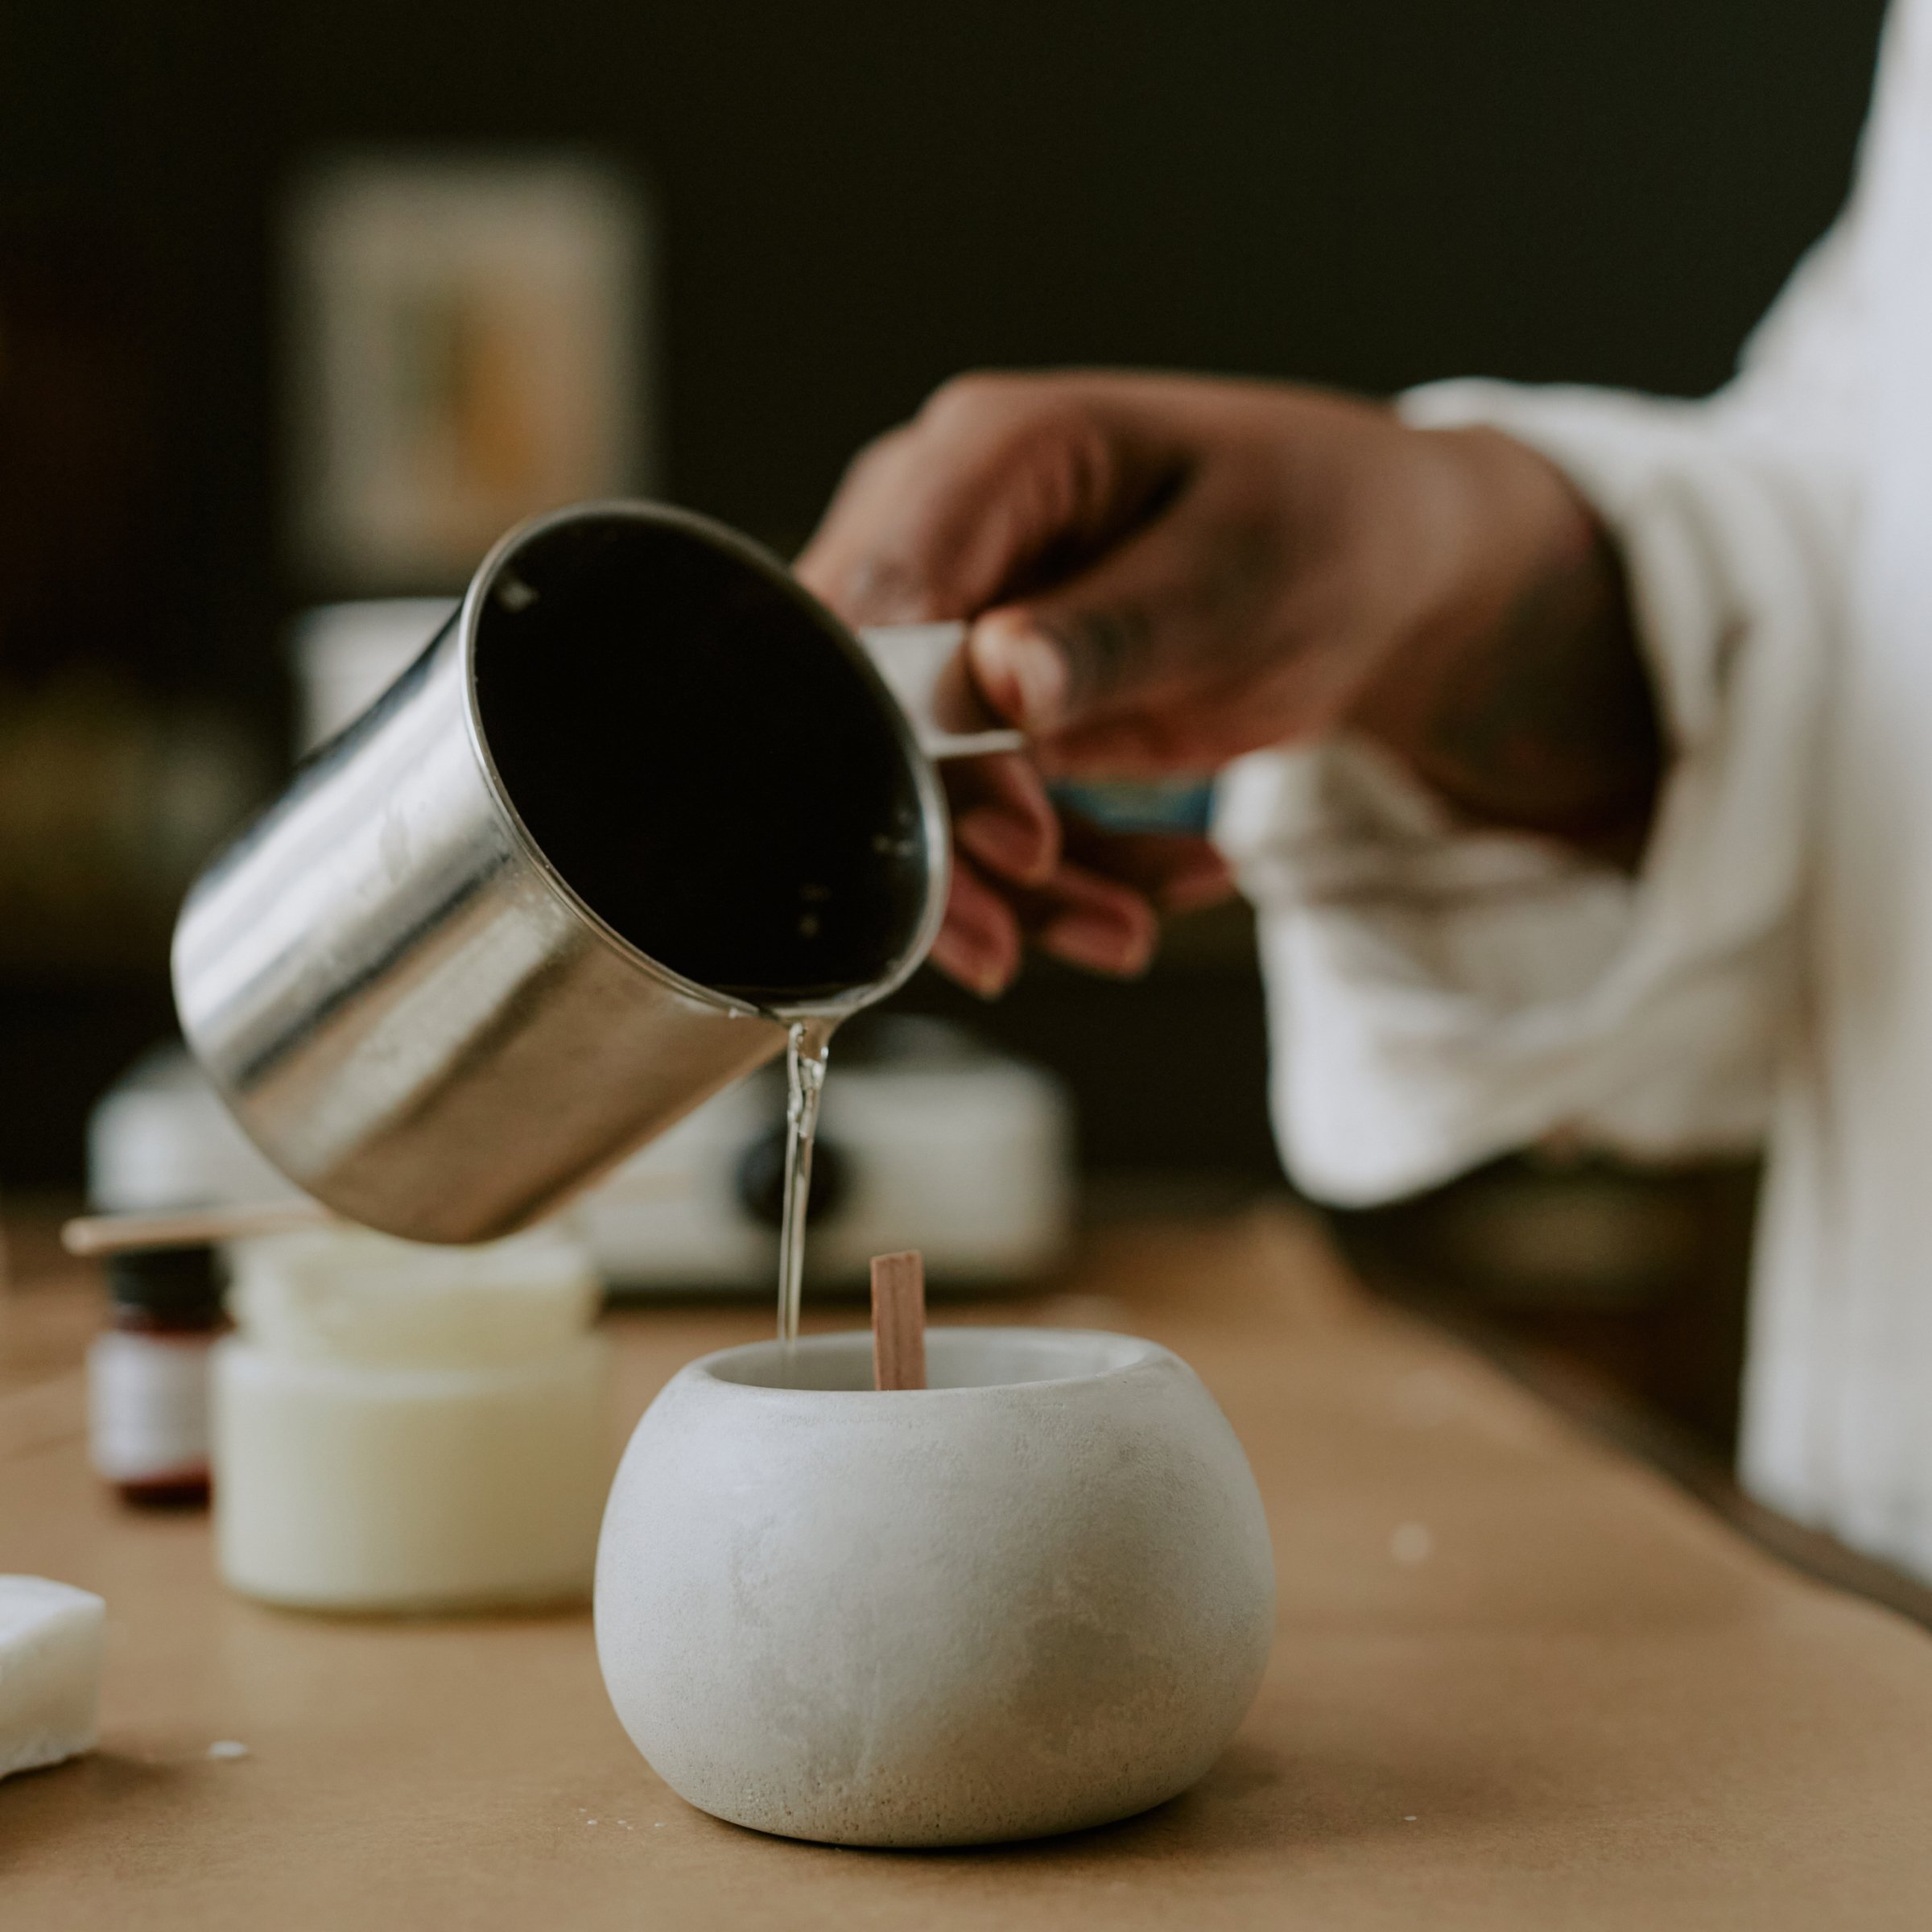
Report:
966,496,1235,737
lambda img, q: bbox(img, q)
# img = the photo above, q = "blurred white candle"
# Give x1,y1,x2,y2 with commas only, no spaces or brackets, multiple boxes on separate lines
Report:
213,1225,611,1613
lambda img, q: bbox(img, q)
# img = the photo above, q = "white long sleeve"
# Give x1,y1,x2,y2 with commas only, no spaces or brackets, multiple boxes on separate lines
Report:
1218,206,1864,1207
1224,0,1932,1583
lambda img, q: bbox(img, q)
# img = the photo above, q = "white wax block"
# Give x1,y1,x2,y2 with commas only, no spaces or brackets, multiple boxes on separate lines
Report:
0,1577,105,1780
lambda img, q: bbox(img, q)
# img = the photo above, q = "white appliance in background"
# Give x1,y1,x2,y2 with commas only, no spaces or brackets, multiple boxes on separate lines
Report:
89,1046,300,1217
579,1015,1073,1290
88,1019,1073,1292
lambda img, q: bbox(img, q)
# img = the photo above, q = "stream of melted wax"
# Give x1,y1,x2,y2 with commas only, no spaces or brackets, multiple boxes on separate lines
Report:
776,1016,836,1352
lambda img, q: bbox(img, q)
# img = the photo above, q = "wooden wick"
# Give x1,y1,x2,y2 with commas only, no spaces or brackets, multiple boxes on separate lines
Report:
60,1200,339,1259
870,1250,927,1391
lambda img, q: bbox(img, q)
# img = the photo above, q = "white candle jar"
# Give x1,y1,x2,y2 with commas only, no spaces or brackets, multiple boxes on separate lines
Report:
213,1227,611,1613
596,1327,1274,1846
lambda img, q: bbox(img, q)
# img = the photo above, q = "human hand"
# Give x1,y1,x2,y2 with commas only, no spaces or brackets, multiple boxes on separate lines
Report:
799,371,1645,993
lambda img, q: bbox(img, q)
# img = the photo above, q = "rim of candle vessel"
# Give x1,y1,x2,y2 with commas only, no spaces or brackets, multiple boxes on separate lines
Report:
688,1326,1169,1396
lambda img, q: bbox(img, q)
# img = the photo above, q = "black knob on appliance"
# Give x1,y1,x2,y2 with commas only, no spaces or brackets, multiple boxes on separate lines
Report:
734,1125,850,1229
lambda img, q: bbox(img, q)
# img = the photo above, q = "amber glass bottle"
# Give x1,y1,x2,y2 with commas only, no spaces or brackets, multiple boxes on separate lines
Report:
86,1248,225,1507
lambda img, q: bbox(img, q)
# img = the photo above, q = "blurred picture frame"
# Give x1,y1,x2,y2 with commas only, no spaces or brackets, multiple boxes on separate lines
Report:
286,154,652,591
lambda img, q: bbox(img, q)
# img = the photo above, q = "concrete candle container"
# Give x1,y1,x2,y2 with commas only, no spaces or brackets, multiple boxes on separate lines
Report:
595,1327,1274,1846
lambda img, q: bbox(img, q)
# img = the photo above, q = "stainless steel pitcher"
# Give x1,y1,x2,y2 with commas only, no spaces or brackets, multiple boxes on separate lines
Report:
171,502,1018,1245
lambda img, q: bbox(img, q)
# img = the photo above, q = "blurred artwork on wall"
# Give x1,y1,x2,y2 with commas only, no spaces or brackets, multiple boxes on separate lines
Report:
285,155,652,592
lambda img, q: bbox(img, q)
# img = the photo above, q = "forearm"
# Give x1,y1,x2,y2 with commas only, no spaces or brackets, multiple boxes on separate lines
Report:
1349,427,1663,865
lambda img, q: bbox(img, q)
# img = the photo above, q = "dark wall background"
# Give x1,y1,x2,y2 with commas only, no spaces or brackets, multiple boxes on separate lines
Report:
0,0,1891,1185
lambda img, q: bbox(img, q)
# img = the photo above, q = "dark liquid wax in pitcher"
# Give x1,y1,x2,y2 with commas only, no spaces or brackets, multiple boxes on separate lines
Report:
469,514,930,1347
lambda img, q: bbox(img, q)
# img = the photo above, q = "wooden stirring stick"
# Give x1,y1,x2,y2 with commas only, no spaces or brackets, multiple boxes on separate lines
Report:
61,1200,339,1258
870,1250,927,1391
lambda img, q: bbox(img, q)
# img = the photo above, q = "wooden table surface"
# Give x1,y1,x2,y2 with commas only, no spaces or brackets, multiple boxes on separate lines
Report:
5,1207,1931,1930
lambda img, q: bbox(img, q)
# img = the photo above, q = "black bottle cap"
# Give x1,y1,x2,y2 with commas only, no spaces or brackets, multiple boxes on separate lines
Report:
105,1245,224,1324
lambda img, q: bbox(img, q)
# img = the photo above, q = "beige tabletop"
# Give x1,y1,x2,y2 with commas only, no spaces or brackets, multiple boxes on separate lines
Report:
4,1206,1930,1930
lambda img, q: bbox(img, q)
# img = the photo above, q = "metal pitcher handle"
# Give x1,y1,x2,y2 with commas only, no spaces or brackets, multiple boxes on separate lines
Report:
858,623,1026,762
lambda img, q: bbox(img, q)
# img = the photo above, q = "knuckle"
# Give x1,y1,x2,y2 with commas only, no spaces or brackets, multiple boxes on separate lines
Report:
997,402,1108,481
919,369,1031,431
952,398,1117,555
918,374,1100,477
915,369,1117,489
839,420,915,490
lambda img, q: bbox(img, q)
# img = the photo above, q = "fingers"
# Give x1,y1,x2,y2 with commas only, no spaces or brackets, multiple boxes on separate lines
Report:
964,479,1280,742
946,753,1058,888
929,857,1023,997
796,374,1183,628
1057,823,1236,913
1150,846,1238,914
927,780,1240,1000
1024,863,1158,977
930,848,1155,997
928,824,1230,996
805,374,1426,782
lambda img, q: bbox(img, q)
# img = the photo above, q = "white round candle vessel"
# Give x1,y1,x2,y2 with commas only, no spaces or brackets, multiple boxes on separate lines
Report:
595,1327,1274,1846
